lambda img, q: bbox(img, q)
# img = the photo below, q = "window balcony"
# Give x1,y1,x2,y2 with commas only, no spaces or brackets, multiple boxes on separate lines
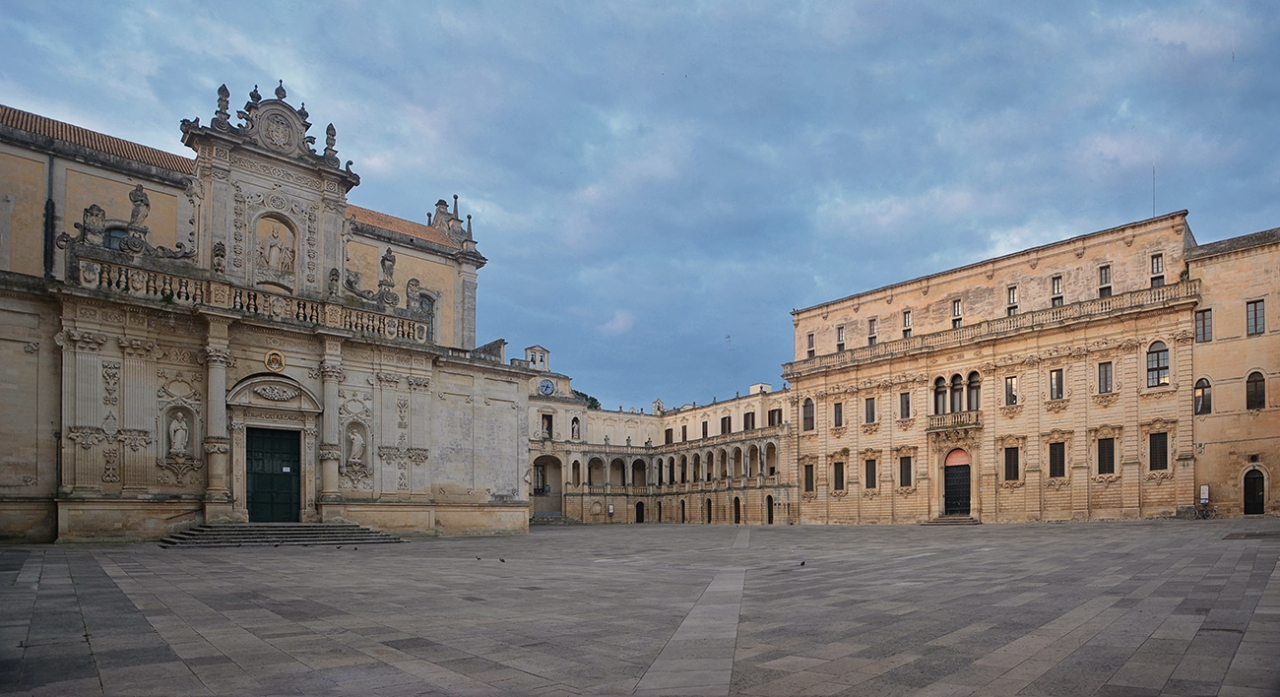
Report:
927,410,983,432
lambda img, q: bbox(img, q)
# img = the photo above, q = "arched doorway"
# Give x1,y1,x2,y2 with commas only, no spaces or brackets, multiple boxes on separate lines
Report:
532,455,563,516
657,501,663,522
635,501,645,523
733,497,741,524
766,495,774,524
706,498,713,524
944,449,971,516
681,499,686,523
1244,469,1265,515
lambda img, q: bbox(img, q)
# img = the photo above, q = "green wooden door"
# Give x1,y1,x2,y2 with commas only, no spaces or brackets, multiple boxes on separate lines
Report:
246,428,301,522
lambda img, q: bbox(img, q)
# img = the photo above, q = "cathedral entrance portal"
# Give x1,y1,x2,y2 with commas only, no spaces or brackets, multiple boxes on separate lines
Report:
943,449,971,517
246,428,301,522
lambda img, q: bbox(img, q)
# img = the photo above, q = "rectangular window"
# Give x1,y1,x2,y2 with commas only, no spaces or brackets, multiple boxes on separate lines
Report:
1098,362,1113,394
681,425,687,442
743,412,755,431
1151,253,1164,275
952,318,962,329
902,310,912,328
833,462,845,491
1149,432,1168,471
899,392,911,419
865,397,876,424
767,408,782,426
1007,306,1018,317
1099,264,1112,297
1099,285,1112,299
1005,376,1018,405
1051,275,1062,295
867,318,877,337
1004,446,1019,481
1098,437,1115,475
1008,286,1018,305
702,421,708,439
865,459,877,489
868,335,877,347
1151,275,1165,288
1049,369,1064,400
836,325,845,352
903,328,913,338
720,416,731,435
1147,344,1169,387
664,428,673,445
1195,309,1212,342
1049,441,1066,478
832,402,843,428
1051,296,1064,307
806,332,815,358
899,456,912,487
1247,300,1265,336
804,464,814,492
952,298,962,316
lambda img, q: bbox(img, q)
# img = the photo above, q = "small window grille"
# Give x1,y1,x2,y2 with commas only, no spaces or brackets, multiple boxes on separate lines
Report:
1149,432,1168,471
1049,442,1065,478
1098,437,1115,475
1004,446,1019,481
833,462,844,491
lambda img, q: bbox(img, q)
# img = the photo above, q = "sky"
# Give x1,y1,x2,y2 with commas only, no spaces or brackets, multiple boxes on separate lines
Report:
2,1,1278,411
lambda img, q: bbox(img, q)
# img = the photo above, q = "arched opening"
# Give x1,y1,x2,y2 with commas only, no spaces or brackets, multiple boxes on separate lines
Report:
571,460,581,487
950,374,964,413
1244,469,1265,515
678,456,686,484
570,416,581,440
690,454,699,482
635,501,645,523
631,460,646,488
802,398,815,430
531,455,563,516
718,449,729,480
747,444,760,477
706,498,713,524
1194,378,1212,415
587,458,604,486
934,377,948,414
733,497,742,524
943,449,971,516
657,500,663,522
765,442,778,476
766,495,774,524
732,448,744,480
967,372,981,411
1147,341,1170,387
609,459,626,486
680,499,687,523
1247,371,1266,410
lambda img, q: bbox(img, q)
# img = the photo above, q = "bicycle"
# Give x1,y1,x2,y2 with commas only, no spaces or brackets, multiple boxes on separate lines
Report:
1195,502,1218,520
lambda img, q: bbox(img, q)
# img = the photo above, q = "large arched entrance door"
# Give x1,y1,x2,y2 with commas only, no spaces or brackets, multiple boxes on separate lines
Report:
635,501,645,523
766,495,774,524
1244,469,1265,515
944,449,971,516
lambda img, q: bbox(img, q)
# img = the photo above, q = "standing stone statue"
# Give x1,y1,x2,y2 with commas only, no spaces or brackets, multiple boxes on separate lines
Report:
168,412,189,455
348,430,365,463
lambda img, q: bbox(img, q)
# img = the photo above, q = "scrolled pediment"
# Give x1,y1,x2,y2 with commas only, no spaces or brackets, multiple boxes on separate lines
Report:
227,374,321,413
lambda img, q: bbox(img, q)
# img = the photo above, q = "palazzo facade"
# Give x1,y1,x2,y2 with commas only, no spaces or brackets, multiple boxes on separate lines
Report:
0,85,532,542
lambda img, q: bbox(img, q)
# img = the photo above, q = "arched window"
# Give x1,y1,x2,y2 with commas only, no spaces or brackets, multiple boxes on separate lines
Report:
1194,378,1212,415
1146,341,1169,387
802,398,815,431
1247,371,1266,410
950,374,964,414
934,378,948,415
966,372,981,411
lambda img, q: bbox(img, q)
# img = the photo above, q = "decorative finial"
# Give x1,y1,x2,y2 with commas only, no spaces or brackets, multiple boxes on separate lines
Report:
452,194,458,217
275,80,287,100
214,85,231,124
249,84,261,104
326,123,336,148
298,102,308,119
466,215,472,236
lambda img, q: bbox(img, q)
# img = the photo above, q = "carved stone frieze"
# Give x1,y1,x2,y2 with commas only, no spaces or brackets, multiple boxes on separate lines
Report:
102,361,120,406
406,376,431,391
253,385,299,402
157,454,203,485
999,404,1024,419
118,429,153,452
1045,477,1071,491
830,489,848,499
896,418,915,431
1146,470,1175,483
895,486,917,496
118,338,156,358
101,447,121,483
1044,399,1070,414
1092,473,1121,487
67,427,107,449
55,330,109,352
999,479,1025,489
1092,393,1119,407
861,422,880,435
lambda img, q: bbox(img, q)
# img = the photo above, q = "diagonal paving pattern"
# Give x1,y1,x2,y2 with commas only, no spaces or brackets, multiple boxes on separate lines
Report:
1,518,1279,696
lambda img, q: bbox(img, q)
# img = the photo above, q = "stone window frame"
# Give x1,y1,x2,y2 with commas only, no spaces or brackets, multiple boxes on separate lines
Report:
892,445,918,490
1088,424,1123,477
995,435,1027,484
860,448,883,490
1139,418,1177,473
1194,377,1213,415
1040,428,1073,480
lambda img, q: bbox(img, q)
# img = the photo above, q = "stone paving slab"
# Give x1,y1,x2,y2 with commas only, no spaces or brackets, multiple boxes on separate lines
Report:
1,518,1279,695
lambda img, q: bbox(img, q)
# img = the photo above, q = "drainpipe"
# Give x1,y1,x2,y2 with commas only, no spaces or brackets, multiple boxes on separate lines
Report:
43,154,56,278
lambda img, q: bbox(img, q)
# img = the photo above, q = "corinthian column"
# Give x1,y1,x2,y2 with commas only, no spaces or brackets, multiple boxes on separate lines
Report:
318,336,344,507
202,315,233,522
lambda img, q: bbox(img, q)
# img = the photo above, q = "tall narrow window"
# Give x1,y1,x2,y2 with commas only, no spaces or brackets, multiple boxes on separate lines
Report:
952,317,962,329
767,408,782,426
1098,362,1113,395
935,377,948,414
1150,254,1165,287
1194,378,1212,415
1195,309,1212,343
1007,286,1018,316
1247,300,1265,336
802,399,814,431
832,402,843,428
1146,342,1170,387
743,412,755,430
720,416,731,435
1098,437,1115,475
1149,432,1168,471
804,464,814,492
899,456,912,487
864,397,876,424
952,298,962,316
1098,265,1112,298
950,375,964,413
867,318,877,347
966,372,981,411
865,459,877,489
664,428,673,445
1004,446,1019,481
1051,275,1063,306
899,392,911,419
806,332,815,358
835,325,845,352
681,425,687,442
1005,376,1018,406
1049,442,1066,478
833,462,845,491
1049,369,1064,400
541,414,554,438
1247,371,1266,410
902,310,912,338
702,421,708,438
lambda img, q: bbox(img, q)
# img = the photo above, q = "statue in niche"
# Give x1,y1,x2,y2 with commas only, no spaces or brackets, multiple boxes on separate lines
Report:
168,412,189,455
265,225,288,270
255,219,296,286
348,430,365,464
327,268,341,298
571,418,580,440
128,185,151,230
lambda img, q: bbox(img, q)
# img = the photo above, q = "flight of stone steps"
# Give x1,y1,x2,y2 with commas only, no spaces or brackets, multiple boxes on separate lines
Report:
529,513,584,526
158,522,403,548
920,515,981,526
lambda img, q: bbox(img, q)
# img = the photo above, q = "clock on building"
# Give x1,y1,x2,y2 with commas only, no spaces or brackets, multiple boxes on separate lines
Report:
538,379,555,396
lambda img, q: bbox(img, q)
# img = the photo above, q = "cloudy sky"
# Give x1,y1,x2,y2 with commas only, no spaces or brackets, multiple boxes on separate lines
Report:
3,2,1278,410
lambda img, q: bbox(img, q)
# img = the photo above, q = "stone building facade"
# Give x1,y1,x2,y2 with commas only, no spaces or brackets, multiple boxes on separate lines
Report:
0,85,532,542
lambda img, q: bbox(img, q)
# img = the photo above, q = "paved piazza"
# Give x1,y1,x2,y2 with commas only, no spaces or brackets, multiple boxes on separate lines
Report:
3,520,1279,697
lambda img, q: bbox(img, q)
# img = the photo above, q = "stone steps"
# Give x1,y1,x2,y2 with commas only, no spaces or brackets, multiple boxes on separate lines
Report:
529,514,584,526
921,516,981,526
158,523,403,548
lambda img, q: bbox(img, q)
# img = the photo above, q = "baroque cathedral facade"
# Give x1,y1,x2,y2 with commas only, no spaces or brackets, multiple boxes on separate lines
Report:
0,84,1275,542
